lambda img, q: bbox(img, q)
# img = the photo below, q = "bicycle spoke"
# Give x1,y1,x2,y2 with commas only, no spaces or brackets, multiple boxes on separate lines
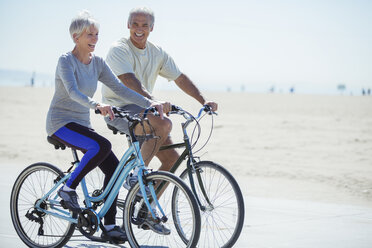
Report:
11,163,76,248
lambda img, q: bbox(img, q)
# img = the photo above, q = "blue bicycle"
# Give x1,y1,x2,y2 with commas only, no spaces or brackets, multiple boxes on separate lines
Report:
10,107,201,248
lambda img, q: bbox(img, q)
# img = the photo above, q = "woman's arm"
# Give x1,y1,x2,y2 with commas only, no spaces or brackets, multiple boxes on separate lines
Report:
57,55,99,109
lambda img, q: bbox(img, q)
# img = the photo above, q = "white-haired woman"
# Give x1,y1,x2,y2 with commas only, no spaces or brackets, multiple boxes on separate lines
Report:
46,10,163,242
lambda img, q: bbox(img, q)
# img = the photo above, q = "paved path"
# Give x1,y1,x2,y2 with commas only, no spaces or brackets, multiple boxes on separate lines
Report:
2,165,372,247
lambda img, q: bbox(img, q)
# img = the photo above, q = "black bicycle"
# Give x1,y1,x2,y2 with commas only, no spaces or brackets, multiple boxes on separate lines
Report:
163,105,244,248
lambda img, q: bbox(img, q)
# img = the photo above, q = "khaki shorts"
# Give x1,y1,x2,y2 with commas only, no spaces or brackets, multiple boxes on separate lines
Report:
104,104,145,135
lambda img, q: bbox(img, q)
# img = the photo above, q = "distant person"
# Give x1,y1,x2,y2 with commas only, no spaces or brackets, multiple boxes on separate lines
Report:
362,88,366,95
102,7,217,183
269,86,275,93
30,72,35,87
290,87,295,93
46,10,163,242
368,88,371,95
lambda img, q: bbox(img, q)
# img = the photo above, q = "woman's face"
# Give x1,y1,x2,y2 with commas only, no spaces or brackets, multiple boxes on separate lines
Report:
74,25,99,52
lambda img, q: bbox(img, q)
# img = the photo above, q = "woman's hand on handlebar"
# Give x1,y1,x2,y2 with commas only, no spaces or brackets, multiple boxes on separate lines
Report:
149,101,166,119
96,104,114,120
158,101,172,116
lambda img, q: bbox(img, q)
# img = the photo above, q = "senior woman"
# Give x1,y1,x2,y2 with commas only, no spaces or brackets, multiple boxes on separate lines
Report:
46,10,163,242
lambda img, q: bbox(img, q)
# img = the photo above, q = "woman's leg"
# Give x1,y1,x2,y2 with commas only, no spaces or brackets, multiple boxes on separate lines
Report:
98,152,119,225
53,122,113,189
53,122,120,225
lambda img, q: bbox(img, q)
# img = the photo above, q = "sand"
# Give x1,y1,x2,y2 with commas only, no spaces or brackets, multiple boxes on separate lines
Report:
1,86,372,208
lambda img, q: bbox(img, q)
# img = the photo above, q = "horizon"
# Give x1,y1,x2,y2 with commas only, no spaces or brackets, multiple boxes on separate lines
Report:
0,68,369,96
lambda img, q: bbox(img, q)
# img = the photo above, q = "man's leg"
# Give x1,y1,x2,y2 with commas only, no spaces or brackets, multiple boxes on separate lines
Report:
104,104,173,168
137,114,173,166
105,104,179,171
154,136,179,171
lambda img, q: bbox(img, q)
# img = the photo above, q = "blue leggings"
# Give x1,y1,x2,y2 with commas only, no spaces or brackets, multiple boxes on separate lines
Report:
52,122,119,225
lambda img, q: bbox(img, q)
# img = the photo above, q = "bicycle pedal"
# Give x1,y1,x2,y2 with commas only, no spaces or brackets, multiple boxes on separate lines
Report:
161,216,168,222
102,236,126,245
139,224,150,230
110,238,126,245
60,200,68,209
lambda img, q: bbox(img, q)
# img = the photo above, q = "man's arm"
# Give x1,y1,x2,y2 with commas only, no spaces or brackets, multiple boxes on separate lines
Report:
118,73,173,113
118,73,153,100
174,73,218,111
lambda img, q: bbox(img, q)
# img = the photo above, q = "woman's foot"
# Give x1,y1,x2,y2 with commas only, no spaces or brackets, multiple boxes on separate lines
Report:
57,187,81,213
101,226,127,243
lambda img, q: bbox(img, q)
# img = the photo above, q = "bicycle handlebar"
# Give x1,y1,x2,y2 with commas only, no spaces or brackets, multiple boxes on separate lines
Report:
95,106,158,122
169,104,217,120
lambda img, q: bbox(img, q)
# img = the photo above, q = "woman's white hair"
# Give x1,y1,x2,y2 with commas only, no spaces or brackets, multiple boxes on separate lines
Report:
127,6,155,27
69,10,99,42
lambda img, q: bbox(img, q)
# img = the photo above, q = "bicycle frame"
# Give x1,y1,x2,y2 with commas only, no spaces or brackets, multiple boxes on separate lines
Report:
35,137,162,227
159,113,213,209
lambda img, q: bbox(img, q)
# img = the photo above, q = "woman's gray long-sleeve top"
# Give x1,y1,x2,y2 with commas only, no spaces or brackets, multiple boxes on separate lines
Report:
46,52,151,136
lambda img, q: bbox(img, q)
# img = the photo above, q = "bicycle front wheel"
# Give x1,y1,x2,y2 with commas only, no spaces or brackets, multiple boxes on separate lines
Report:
179,161,245,248
123,171,201,248
10,162,76,248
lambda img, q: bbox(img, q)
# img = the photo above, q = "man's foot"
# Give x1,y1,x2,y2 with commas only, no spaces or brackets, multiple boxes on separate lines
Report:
101,226,127,244
57,187,81,213
140,209,171,235
123,173,151,196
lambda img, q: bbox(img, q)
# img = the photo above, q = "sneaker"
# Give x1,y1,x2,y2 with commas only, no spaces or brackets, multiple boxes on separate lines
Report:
101,226,127,243
57,187,81,213
123,174,151,196
140,209,171,235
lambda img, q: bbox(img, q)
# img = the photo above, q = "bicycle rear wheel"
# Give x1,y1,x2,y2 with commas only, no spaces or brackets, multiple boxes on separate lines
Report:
10,162,76,248
178,161,245,248
124,171,201,248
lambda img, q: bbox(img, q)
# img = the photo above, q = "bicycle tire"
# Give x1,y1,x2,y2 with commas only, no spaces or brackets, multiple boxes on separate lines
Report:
10,162,76,248
123,171,201,248
178,161,245,248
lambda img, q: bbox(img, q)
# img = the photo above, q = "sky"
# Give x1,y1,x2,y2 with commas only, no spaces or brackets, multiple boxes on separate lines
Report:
0,0,371,94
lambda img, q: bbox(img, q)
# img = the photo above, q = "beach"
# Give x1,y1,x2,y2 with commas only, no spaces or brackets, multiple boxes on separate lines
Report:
1,86,371,206
1,86,372,247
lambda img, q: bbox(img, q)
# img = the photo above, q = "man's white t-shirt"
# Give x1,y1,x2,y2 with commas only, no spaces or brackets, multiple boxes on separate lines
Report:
102,37,181,107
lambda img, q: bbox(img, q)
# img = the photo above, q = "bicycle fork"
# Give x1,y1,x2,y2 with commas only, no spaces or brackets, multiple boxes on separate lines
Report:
182,124,214,211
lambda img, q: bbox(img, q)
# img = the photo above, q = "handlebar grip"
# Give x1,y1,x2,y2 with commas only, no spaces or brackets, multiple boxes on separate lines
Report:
143,107,158,119
203,105,212,112
95,108,101,114
202,104,217,116
171,105,181,112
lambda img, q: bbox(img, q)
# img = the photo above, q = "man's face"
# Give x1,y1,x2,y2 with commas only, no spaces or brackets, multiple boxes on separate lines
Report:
128,13,153,49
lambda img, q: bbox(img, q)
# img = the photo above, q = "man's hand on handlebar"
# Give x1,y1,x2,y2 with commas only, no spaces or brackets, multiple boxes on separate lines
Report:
204,101,218,112
96,104,114,120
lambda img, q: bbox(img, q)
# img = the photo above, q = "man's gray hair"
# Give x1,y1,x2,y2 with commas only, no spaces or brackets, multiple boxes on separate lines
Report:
69,10,99,42
127,6,155,27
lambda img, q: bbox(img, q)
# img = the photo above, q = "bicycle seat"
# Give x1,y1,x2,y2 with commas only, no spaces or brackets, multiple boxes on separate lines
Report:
47,136,66,150
107,124,126,135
